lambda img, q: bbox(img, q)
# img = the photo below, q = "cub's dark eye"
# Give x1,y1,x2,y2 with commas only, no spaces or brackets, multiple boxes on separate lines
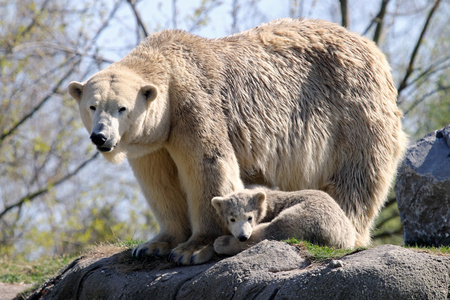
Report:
119,107,127,113
230,218,235,223
248,216,253,221
89,106,96,111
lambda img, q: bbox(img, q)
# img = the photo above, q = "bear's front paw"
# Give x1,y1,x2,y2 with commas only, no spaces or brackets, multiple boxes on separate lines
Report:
132,241,171,258
213,235,244,255
169,236,215,265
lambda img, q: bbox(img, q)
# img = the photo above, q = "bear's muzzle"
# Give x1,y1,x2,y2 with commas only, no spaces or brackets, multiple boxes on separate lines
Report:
90,132,116,152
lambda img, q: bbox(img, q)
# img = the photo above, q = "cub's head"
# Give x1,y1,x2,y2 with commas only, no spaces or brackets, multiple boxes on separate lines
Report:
211,190,267,242
68,67,169,163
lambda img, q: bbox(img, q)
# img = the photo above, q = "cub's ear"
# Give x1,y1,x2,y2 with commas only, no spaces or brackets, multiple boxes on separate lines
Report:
253,192,266,207
68,81,85,102
211,197,224,212
140,85,158,102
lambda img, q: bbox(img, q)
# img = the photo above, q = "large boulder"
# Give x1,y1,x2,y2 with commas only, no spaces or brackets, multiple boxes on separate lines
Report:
29,241,450,299
395,125,450,246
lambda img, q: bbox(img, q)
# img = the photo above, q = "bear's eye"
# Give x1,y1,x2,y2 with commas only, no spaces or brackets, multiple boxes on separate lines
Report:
119,107,127,113
89,106,96,111
248,216,253,221
230,218,235,223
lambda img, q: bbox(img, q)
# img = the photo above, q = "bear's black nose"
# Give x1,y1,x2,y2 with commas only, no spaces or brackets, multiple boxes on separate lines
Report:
238,236,249,242
90,132,107,146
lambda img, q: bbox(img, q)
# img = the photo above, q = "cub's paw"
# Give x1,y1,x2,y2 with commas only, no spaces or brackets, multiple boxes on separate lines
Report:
169,237,215,265
132,241,171,258
213,235,244,255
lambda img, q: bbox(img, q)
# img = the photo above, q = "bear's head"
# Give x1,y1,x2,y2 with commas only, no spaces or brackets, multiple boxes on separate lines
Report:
68,67,170,163
211,190,267,242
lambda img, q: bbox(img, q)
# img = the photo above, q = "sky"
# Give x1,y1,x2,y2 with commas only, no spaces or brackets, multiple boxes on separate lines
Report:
94,0,385,62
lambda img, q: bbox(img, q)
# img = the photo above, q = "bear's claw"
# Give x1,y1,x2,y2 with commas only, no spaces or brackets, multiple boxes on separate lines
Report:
177,255,184,265
169,241,215,265
133,247,148,258
168,251,175,262
132,240,172,258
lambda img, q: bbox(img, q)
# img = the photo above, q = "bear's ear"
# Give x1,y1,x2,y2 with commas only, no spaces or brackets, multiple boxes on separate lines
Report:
253,192,266,207
68,81,85,102
140,85,158,102
211,197,224,212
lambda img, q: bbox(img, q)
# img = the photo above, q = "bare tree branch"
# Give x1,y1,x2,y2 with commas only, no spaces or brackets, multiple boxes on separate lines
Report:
127,0,150,38
373,227,402,239
408,56,450,88
11,42,115,64
397,0,441,102
2,0,51,53
384,197,397,208
362,0,390,40
374,197,399,229
82,0,125,53
373,196,406,239
373,0,390,44
376,210,400,229
0,58,80,145
362,18,376,37
289,0,304,19
0,0,123,146
172,0,178,29
187,0,222,33
231,0,239,33
404,85,450,116
339,0,349,28
0,0,124,225
0,153,99,220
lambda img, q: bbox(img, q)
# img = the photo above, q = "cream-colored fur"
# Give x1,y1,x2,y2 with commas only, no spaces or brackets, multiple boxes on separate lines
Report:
212,187,356,255
68,18,406,265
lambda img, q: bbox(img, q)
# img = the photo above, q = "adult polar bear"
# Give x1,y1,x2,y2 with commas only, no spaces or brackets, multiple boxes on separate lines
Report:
68,18,406,265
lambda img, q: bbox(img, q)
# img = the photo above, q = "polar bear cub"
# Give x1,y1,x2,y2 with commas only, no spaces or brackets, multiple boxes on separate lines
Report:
211,187,356,255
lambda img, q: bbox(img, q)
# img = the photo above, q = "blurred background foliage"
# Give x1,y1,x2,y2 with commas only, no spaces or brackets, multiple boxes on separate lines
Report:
0,0,448,260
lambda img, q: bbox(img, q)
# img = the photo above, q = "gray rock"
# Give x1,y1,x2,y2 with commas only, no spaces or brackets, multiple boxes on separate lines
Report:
276,244,449,300
395,125,450,247
177,240,308,299
29,241,450,300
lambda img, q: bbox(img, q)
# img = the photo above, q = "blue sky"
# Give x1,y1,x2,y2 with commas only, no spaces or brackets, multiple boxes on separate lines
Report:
94,0,384,62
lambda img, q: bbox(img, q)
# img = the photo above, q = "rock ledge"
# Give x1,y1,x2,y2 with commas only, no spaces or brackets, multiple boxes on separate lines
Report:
29,241,450,300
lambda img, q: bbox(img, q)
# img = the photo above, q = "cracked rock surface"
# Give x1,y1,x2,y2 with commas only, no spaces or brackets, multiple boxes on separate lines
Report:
29,240,450,300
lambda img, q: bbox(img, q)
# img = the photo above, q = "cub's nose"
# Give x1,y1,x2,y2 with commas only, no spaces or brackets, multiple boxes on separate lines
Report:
238,236,249,242
90,132,107,146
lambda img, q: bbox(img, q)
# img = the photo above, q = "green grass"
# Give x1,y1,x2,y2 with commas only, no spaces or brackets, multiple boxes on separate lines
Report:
113,238,144,249
285,238,450,263
0,238,142,287
0,255,76,285
285,238,360,263
405,245,450,256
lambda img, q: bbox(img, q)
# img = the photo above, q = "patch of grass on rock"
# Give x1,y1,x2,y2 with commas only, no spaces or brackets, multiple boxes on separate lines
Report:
285,238,363,263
